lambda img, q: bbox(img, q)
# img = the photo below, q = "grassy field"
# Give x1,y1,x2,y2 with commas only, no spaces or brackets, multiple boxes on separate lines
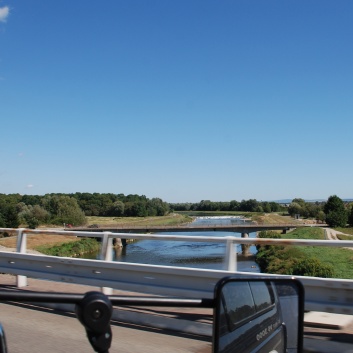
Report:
0,233,80,251
253,213,296,224
36,238,100,257
335,227,353,237
283,228,353,279
86,213,193,227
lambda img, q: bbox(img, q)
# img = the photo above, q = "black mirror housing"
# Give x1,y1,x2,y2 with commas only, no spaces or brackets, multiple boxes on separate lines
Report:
213,277,304,353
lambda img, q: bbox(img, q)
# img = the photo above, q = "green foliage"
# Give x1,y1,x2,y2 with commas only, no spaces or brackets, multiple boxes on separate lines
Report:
4,206,19,228
288,202,304,217
256,228,336,278
324,195,348,227
291,258,334,277
71,193,170,218
0,195,20,228
258,230,282,239
42,195,86,226
170,199,285,213
26,217,40,229
348,205,353,227
36,238,100,257
0,213,6,227
18,204,49,227
108,200,124,217
287,198,324,220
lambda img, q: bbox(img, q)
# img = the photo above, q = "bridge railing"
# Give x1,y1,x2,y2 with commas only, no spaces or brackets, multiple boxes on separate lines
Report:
3,227,353,273
0,227,353,314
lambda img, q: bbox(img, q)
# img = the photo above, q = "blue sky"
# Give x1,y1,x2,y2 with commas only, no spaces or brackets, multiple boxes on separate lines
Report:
1,1,352,203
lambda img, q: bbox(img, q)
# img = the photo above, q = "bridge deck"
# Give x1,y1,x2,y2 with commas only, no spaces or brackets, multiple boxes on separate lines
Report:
73,223,303,234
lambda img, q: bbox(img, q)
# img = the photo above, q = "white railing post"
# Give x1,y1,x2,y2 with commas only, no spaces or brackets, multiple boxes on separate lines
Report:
100,232,113,295
224,237,237,272
16,228,27,287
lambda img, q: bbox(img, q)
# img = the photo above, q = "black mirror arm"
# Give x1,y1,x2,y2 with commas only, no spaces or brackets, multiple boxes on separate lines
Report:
282,321,288,350
0,324,8,353
75,292,113,353
85,326,112,353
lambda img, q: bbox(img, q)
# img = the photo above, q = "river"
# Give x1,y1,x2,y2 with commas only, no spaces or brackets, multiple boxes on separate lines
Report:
86,216,260,273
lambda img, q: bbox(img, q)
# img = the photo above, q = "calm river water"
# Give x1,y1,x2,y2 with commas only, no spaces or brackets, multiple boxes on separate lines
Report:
88,216,260,273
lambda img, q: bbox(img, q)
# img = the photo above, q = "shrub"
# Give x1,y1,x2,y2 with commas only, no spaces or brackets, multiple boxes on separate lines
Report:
292,258,334,278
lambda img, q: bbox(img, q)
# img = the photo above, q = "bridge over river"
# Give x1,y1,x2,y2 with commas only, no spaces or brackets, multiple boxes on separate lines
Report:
73,223,305,234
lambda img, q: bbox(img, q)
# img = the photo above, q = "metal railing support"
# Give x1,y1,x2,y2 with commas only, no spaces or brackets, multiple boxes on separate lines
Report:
100,232,113,295
224,237,236,272
16,228,27,287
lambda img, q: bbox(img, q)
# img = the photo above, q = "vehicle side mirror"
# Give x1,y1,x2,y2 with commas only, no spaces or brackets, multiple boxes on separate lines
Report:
213,277,304,353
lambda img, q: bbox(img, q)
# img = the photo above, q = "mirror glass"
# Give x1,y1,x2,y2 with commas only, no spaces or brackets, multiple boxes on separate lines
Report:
213,277,304,353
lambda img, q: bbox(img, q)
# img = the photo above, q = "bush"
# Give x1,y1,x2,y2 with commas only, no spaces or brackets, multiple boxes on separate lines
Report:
292,258,334,277
256,230,335,278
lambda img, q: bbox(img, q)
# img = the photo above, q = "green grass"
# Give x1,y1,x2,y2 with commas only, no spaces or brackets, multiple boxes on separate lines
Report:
283,227,325,240
86,214,193,227
282,228,353,279
36,238,100,257
334,227,353,236
336,233,353,241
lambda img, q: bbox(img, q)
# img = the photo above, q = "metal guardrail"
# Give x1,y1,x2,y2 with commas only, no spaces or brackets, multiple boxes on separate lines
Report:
0,228,352,314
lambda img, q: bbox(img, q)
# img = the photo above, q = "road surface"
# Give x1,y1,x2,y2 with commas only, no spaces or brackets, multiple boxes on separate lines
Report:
0,302,211,353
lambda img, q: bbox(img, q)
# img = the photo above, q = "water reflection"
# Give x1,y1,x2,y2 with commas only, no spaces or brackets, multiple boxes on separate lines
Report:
87,217,260,272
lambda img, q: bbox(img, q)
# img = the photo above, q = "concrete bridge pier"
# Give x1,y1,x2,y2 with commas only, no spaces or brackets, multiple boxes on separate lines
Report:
241,232,251,256
113,238,127,247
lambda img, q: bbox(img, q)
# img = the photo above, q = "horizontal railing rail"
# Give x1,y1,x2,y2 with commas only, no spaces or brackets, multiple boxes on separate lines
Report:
0,227,352,315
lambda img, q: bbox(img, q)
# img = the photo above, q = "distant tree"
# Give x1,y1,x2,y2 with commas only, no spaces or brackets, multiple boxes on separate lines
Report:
240,199,259,212
288,202,303,218
269,202,282,212
262,202,272,213
18,204,49,227
229,200,240,211
292,198,306,207
108,201,125,217
147,198,169,216
132,201,148,217
316,210,326,223
347,204,353,227
324,195,348,228
0,213,6,227
42,195,86,226
168,203,191,211
4,206,20,228
255,205,264,212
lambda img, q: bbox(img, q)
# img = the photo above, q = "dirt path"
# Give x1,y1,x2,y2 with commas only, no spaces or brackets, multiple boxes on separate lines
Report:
324,228,353,251
325,228,341,240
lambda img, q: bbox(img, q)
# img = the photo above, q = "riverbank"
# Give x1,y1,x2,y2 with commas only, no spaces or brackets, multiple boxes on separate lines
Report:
0,214,193,252
256,227,353,279
85,213,193,228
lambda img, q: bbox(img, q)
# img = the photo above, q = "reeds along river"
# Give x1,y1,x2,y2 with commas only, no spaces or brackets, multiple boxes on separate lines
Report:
86,216,260,272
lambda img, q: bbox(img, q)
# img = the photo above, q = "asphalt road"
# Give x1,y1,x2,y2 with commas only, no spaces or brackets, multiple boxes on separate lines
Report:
0,303,211,353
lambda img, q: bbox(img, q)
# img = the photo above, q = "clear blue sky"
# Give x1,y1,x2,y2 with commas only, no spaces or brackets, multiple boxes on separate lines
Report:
1,1,352,203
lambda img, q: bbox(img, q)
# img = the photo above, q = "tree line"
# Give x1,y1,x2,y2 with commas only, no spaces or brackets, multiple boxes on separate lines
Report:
287,196,353,228
170,199,285,213
0,193,169,228
0,192,352,229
